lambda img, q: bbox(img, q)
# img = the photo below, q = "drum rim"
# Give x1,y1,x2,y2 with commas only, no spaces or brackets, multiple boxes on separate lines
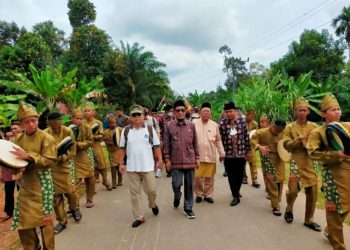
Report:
277,139,292,162
0,139,28,168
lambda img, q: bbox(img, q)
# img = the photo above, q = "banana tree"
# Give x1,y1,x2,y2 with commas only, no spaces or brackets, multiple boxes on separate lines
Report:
0,94,27,126
61,75,104,110
0,64,78,113
278,71,330,117
233,72,328,122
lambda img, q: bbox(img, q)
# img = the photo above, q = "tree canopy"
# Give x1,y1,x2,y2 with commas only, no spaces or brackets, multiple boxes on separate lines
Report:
67,0,96,29
271,29,346,83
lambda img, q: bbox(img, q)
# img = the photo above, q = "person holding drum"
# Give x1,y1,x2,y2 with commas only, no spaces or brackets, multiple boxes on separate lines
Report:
307,95,350,250
104,114,123,188
1,121,23,220
45,112,82,234
83,102,112,191
71,108,96,208
10,103,56,250
282,98,321,231
251,119,286,216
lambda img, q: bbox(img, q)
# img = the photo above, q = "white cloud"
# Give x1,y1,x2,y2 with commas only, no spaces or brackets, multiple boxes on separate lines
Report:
0,0,348,94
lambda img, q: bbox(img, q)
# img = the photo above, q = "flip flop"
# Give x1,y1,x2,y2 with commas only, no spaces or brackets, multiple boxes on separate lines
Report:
304,222,322,232
272,208,282,216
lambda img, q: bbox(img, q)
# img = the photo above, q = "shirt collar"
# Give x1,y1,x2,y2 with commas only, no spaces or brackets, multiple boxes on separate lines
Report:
130,122,146,129
176,119,187,126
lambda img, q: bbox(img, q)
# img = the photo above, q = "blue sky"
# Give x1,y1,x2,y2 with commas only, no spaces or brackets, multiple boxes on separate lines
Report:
0,0,348,94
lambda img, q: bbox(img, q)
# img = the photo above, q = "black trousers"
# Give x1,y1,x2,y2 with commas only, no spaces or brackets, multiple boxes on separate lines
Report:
224,158,246,198
4,181,16,216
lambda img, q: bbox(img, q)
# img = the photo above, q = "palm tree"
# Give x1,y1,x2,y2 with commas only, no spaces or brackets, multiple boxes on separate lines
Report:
332,6,350,60
119,41,171,107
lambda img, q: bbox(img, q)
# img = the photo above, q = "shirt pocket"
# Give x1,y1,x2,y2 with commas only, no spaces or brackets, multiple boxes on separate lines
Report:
207,129,216,142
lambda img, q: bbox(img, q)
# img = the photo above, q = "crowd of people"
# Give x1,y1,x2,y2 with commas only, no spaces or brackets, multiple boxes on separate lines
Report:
0,94,349,250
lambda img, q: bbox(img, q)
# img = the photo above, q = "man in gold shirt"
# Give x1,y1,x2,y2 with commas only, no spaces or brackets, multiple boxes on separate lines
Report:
83,102,112,191
45,112,82,234
282,98,320,231
307,95,350,250
251,119,286,216
104,114,123,188
243,110,260,187
11,104,56,250
72,108,96,208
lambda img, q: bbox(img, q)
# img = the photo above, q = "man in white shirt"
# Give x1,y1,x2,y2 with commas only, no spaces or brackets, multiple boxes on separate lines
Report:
118,105,163,228
194,102,225,203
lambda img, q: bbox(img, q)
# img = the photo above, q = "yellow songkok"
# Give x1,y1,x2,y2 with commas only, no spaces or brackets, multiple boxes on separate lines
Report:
17,103,38,121
82,102,95,111
320,95,340,112
294,97,309,109
107,114,116,123
72,108,83,117
260,115,269,123
246,109,256,115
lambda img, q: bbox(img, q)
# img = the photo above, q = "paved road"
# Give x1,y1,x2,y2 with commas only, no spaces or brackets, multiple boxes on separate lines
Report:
56,166,350,250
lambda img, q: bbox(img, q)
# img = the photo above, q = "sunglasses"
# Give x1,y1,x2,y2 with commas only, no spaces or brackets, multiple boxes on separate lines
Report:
175,109,186,113
131,113,142,117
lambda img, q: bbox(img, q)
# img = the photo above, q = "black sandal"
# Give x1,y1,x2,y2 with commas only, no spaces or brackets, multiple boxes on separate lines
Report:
284,211,293,223
54,223,66,234
72,210,82,222
304,222,322,232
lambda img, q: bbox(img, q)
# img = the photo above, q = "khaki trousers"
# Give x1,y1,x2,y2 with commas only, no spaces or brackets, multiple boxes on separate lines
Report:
54,191,79,225
194,176,214,198
75,177,95,204
244,153,258,182
111,165,123,187
326,211,349,250
265,176,283,209
94,168,109,187
286,182,318,224
18,224,54,250
127,171,157,220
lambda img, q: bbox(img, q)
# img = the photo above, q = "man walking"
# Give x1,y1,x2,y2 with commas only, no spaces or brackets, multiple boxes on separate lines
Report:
282,98,320,231
219,101,251,207
11,104,56,250
307,95,350,249
194,102,225,204
163,100,200,219
83,102,112,191
251,119,286,216
158,104,175,177
45,112,82,234
118,105,162,228
243,110,260,187
71,108,95,208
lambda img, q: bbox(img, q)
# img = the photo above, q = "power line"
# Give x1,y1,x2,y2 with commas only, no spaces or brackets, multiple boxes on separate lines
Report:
242,0,340,54
175,0,343,93
179,18,335,93
180,71,224,91
260,20,332,52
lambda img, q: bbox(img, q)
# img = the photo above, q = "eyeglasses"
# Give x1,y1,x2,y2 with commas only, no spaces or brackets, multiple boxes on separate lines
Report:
175,109,186,113
131,113,142,117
